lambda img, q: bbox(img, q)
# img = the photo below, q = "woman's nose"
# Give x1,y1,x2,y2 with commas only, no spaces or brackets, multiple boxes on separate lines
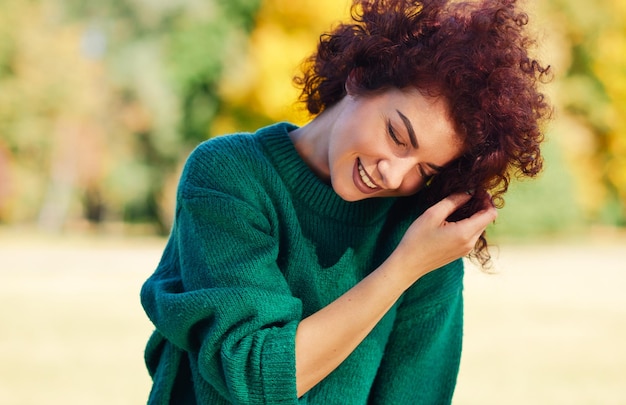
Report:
378,158,415,190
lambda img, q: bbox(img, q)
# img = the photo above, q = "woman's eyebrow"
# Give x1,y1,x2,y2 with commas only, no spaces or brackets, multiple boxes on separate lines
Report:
396,109,418,148
396,109,446,173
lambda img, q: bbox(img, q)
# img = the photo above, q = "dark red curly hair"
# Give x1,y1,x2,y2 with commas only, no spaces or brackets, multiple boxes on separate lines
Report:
294,0,552,267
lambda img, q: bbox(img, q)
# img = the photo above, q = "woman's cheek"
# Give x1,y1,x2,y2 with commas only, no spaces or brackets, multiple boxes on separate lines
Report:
397,176,424,196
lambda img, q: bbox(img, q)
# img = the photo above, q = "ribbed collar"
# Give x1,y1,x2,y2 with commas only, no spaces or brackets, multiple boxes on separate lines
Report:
258,122,396,225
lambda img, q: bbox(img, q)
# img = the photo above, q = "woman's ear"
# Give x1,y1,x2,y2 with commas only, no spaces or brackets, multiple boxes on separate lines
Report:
345,68,361,96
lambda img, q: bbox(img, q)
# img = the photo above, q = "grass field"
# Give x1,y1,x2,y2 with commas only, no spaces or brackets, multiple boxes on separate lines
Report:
1,229,624,404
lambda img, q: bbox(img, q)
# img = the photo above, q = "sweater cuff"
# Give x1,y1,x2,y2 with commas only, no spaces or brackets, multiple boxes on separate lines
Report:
260,320,299,403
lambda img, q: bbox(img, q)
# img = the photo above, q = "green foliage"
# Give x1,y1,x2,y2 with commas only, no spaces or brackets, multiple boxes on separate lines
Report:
91,0,263,229
0,0,262,230
543,0,626,224
488,135,585,241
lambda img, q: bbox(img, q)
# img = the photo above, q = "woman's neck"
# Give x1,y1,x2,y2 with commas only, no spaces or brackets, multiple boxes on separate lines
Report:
288,100,344,183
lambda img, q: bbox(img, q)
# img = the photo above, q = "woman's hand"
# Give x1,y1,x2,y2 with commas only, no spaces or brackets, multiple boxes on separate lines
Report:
389,192,498,283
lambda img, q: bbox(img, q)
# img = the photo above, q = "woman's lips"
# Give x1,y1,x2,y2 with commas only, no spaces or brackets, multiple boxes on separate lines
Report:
353,159,380,194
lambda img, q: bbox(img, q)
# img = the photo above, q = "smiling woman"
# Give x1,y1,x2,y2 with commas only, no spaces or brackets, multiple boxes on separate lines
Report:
140,0,551,404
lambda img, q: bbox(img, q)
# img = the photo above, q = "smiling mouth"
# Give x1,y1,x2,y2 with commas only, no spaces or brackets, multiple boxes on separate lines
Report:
357,160,379,189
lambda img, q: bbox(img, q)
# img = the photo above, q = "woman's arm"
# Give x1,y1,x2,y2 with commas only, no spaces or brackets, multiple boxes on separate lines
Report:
295,192,496,397
369,260,464,404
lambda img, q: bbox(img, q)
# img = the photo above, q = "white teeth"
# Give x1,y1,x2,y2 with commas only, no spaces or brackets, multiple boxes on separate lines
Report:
358,162,377,189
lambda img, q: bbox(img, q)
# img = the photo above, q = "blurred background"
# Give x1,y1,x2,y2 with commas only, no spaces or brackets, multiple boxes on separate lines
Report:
0,0,624,234
0,0,624,404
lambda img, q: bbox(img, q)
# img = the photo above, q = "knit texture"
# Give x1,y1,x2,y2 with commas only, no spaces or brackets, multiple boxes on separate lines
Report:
140,122,464,404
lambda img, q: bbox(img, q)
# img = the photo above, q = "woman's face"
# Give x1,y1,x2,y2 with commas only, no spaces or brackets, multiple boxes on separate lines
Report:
326,87,464,201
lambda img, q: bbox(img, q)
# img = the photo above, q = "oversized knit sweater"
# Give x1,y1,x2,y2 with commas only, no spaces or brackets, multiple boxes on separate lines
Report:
140,122,465,404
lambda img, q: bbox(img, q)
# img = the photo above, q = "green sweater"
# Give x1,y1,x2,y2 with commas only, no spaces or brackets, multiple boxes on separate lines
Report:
141,122,464,404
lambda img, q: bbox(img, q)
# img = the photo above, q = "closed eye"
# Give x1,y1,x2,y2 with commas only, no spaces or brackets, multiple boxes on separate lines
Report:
418,164,440,179
387,120,407,148
418,165,431,178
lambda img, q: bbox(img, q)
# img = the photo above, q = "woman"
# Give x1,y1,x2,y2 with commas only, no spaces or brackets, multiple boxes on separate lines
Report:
141,0,551,403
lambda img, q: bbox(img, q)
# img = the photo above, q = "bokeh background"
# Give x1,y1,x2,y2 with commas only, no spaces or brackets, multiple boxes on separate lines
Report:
0,0,624,404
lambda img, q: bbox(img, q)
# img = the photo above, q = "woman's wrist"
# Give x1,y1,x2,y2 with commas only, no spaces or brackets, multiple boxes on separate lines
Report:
377,250,426,294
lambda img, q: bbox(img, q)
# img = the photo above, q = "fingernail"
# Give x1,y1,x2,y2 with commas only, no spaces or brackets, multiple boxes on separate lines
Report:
466,189,475,196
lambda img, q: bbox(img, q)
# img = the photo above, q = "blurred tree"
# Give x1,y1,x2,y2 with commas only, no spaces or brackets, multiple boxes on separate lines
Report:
0,1,112,229
0,0,263,231
487,136,585,240
543,0,626,225
62,0,264,230
593,1,626,224
213,0,352,135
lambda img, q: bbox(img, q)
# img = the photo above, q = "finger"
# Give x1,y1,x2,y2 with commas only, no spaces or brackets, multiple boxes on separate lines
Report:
430,192,472,218
456,204,498,234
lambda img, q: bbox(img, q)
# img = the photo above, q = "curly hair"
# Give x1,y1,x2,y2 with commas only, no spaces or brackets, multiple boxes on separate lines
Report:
294,0,552,268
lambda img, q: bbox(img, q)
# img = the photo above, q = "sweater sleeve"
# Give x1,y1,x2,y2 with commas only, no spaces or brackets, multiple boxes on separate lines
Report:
141,187,303,404
368,258,464,405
